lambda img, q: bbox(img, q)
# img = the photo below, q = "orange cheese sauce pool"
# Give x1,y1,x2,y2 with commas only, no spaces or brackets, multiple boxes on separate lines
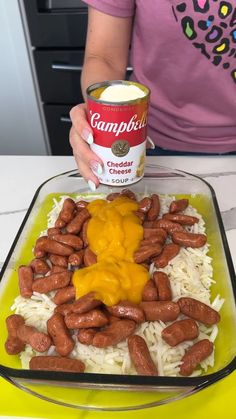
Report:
72,196,149,306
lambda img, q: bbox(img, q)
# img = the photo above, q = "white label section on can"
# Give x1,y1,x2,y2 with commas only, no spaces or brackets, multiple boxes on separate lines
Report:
91,141,146,186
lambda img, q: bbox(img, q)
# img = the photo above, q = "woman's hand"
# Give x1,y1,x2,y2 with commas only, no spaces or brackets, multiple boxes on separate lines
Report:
69,103,103,191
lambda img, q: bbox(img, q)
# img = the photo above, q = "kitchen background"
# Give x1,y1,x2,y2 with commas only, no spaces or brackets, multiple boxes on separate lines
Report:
0,0,89,155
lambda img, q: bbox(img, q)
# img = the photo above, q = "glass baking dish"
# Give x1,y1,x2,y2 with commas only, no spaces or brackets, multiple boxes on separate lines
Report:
0,163,236,411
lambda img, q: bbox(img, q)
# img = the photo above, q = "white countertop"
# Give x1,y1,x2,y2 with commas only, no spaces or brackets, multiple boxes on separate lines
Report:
0,155,236,419
0,155,236,272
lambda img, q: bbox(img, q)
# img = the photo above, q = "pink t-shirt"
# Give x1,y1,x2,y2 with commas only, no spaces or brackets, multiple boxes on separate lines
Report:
83,0,236,153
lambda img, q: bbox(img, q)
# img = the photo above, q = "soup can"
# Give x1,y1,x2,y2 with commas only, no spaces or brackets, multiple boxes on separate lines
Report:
86,80,150,186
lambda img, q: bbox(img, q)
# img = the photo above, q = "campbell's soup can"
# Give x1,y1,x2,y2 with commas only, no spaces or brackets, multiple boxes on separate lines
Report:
86,80,150,186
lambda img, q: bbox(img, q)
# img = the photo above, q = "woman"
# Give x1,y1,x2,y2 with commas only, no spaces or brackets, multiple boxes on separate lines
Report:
69,1,236,190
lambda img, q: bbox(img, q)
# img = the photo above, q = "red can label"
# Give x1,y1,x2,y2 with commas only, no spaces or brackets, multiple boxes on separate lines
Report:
87,81,150,186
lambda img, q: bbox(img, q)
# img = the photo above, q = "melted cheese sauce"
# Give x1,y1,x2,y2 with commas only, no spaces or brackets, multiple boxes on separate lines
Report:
72,196,149,306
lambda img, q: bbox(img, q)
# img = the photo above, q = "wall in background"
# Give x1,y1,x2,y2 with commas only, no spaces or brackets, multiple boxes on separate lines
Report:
0,0,48,155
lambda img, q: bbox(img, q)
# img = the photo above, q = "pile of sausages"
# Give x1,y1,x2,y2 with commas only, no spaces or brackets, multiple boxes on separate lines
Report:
5,189,220,376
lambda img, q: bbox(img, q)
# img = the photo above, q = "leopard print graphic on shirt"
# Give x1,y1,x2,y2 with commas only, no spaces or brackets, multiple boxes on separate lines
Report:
172,0,236,83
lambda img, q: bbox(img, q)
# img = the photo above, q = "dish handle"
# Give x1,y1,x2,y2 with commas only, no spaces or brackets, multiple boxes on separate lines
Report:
0,374,205,411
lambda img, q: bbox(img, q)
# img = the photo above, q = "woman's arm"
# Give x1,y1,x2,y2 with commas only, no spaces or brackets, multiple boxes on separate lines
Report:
69,7,133,188
81,6,132,98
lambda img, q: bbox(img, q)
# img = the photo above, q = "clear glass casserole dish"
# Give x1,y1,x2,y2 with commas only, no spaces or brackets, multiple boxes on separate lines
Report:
0,163,236,411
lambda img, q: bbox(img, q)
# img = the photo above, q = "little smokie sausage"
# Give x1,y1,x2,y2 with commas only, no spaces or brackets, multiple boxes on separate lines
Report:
59,198,76,223
53,286,76,305
17,324,51,352
83,248,97,266
172,231,207,248
163,213,199,225
169,199,189,213
66,208,90,234
92,319,136,348
140,301,180,322
161,319,199,346
107,301,145,323
143,228,167,243
55,292,101,316
49,254,68,268
68,250,84,267
180,339,214,376
51,234,83,250
54,302,75,316
142,279,158,301
153,271,172,301
154,243,180,268
77,328,97,345
147,194,160,221
32,271,71,294
65,309,108,329
75,200,88,210
5,314,25,355
140,236,165,247
50,265,67,274
103,310,121,324
80,219,89,247
128,335,158,376
143,221,154,228
71,292,101,314
30,258,50,275
154,219,185,234
34,236,73,256
54,216,66,229
47,313,74,356
47,227,60,237
29,355,85,372
178,297,220,325
121,189,137,200
135,211,145,223
134,244,163,263
138,197,152,213
18,265,33,298
106,192,120,201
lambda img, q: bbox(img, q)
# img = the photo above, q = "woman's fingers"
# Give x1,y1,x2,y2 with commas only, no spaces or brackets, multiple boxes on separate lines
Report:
69,103,104,189
77,161,99,191
146,136,155,150
69,104,94,145
69,125,103,189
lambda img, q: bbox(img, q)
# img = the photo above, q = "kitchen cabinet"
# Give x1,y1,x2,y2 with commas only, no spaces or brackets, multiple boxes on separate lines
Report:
22,0,88,155
0,0,48,155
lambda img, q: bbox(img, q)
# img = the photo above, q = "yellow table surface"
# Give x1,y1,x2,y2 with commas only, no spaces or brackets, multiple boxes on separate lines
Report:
0,371,235,419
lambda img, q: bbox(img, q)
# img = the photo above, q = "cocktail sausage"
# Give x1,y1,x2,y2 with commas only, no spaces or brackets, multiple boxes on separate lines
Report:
162,319,199,346
153,271,172,301
18,265,33,298
169,199,189,213
107,301,145,323
65,309,108,329
92,320,136,348
178,297,220,325
53,286,76,305
17,324,52,352
32,271,71,294
47,313,75,356
29,356,85,372
140,301,180,322
147,194,160,221
128,334,158,376
180,339,214,376
172,232,207,248
154,243,180,268
134,244,163,263
5,314,25,355
66,208,90,234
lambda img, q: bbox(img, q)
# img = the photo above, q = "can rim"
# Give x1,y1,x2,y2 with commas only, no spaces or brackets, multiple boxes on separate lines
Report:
86,80,150,105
